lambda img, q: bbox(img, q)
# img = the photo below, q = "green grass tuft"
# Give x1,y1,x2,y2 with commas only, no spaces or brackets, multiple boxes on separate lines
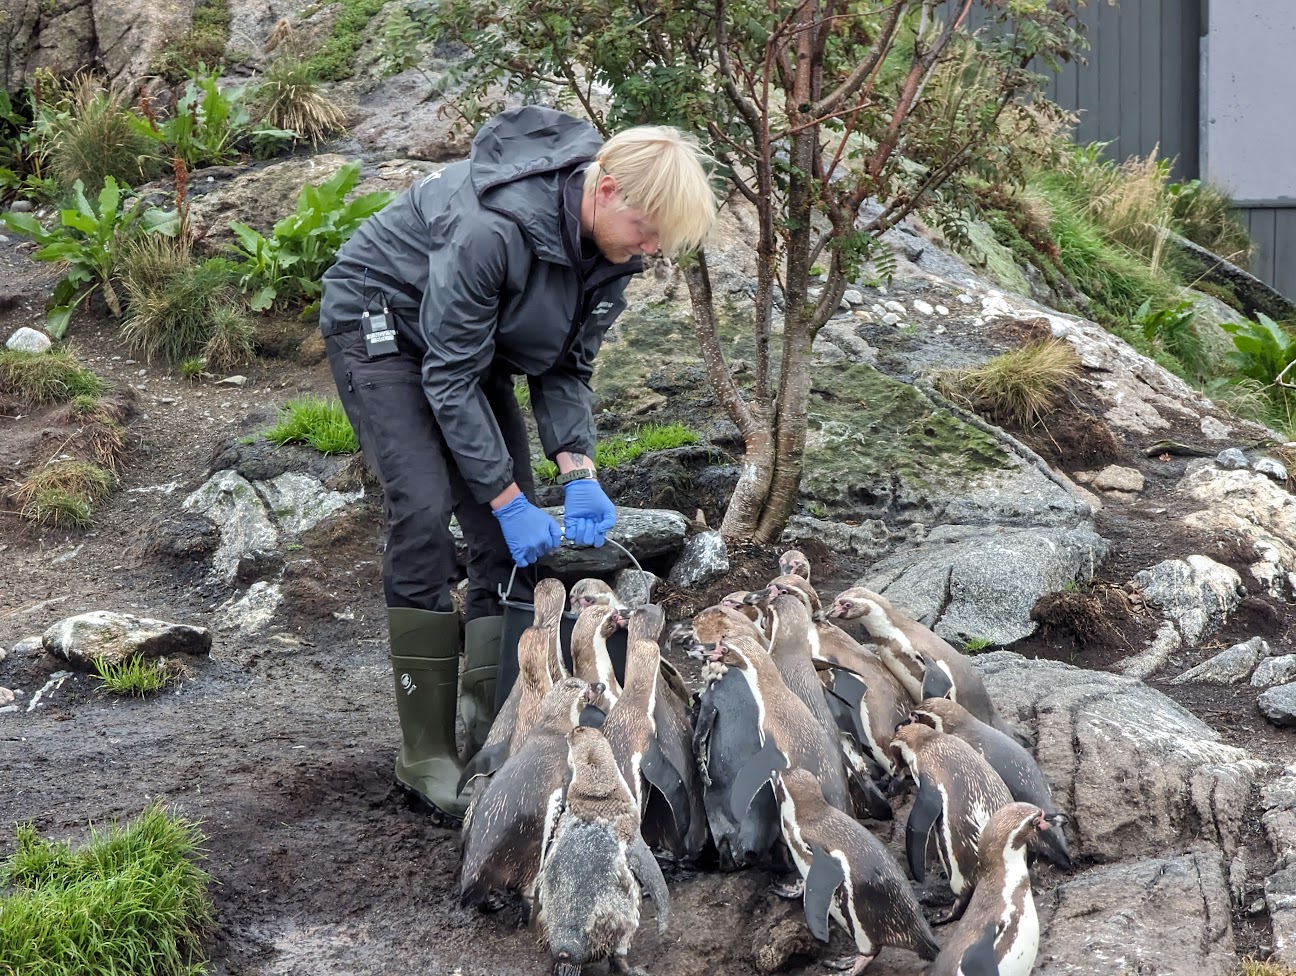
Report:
15,460,115,527
934,338,1082,429
0,803,214,975
962,636,995,653
0,348,106,405
180,356,207,380
264,396,359,454
533,422,701,482
119,241,243,363
93,656,174,696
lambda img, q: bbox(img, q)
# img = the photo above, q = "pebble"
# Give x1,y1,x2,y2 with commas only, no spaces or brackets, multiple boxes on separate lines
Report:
957,293,975,304
1253,457,1288,482
935,305,950,315
842,288,864,306
883,300,907,315
5,326,51,353
881,312,900,326
1216,448,1250,471
216,375,249,387
913,299,935,315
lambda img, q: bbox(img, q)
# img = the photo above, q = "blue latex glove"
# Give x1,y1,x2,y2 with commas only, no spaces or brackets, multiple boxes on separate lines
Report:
563,478,616,547
492,495,562,567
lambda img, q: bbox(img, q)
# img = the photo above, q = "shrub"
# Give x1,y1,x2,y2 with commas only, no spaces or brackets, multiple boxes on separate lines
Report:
229,161,393,311
251,56,348,146
43,73,162,194
934,338,1082,429
93,656,175,696
203,305,256,368
0,348,105,404
0,804,214,975
264,396,359,454
119,238,242,362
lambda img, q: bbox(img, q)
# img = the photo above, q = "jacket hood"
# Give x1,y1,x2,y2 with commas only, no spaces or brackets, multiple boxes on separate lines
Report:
470,106,604,264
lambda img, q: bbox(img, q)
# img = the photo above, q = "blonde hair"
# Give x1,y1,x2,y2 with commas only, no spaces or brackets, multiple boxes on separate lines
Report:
584,125,717,257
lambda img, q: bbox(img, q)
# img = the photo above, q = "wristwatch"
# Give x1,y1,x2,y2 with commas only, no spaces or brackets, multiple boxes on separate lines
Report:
556,467,597,486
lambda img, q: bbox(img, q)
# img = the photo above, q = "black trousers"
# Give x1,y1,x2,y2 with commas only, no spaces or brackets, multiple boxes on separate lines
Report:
325,329,536,620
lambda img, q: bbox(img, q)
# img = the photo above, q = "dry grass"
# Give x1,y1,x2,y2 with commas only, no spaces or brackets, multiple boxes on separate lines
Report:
253,57,348,146
14,460,115,527
202,305,255,369
1062,148,1176,270
1237,959,1296,976
934,338,1083,429
45,72,162,192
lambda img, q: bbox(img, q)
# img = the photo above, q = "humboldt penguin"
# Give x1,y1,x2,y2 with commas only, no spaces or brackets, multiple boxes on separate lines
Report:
889,722,1013,921
532,578,570,683
571,604,625,706
721,590,765,631
570,578,627,612
762,576,910,778
910,697,1072,870
777,548,812,582
927,802,1065,976
676,603,769,660
829,586,1016,736
714,635,854,822
458,624,556,794
955,921,1001,976
773,768,940,970
537,726,670,976
763,586,892,821
460,677,601,909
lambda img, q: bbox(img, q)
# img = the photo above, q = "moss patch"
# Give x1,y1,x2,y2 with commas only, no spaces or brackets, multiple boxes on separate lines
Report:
803,364,1009,506
306,0,390,82
153,0,232,83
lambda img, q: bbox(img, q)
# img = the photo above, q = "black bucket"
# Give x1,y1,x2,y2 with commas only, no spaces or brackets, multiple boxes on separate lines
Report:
492,542,639,710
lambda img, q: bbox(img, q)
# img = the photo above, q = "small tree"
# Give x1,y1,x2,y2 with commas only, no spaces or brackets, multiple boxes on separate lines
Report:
425,0,1083,541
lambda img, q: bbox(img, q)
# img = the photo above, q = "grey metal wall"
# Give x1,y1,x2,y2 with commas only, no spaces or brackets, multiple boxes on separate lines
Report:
1240,208,1296,302
966,0,1202,179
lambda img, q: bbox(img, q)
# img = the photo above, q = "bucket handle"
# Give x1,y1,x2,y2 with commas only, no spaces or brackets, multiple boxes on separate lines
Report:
499,531,644,603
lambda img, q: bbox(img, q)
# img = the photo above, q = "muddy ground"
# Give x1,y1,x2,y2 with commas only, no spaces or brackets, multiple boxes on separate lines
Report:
1,230,1291,975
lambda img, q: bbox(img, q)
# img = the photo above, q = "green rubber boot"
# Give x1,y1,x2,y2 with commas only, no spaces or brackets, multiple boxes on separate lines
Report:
388,607,468,820
460,615,504,761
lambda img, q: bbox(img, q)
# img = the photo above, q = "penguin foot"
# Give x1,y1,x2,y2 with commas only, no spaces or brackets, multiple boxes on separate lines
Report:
772,878,804,899
610,951,650,976
823,953,875,975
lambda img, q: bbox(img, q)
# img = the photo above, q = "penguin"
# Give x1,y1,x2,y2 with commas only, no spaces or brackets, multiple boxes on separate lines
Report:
829,586,1016,737
927,802,1066,976
533,578,570,683
460,677,601,909
458,624,556,794
773,768,940,970
889,722,1013,922
763,586,892,821
676,603,769,660
623,605,708,859
536,726,670,976
954,921,1001,976
762,576,910,778
570,578,627,612
714,635,855,822
721,590,765,631
571,604,625,706
909,697,1072,870
777,548,812,582
693,642,783,869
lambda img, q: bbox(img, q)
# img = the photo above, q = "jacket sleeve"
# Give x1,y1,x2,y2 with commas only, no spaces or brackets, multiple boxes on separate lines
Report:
528,293,627,462
418,222,515,504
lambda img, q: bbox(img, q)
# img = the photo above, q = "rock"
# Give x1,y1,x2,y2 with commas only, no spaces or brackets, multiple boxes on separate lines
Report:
469,507,688,575
880,312,900,326
614,568,659,608
43,611,212,668
1201,415,1231,440
1036,852,1237,976
1181,462,1296,599
11,635,41,656
215,374,248,387
5,326,51,353
1255,456,1289,482
349,72,474,162
8,199,33,213
1259,683,1296,728
1172,636,1270,685
256,471,364,535
841,288,864,306
1169,231,1296,323
668,531,730,588
1216,447,1251,470
883,300,907,315
913,299,934,315
1128,555,1242,646
812,322,877,364
182,470,280,584
1262,767,1296,964
1254,655,1296,688
1091,464,1144,493
935,305,949,315
783,516,908,563
216,582,284,634
862,525,1107,644
976,652,1264,860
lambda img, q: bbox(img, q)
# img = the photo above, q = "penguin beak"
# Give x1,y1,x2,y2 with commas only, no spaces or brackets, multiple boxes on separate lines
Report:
895,715,914,733
585,682,606,704
742,590,766,607
1041,811,1069,829
827,601,845,618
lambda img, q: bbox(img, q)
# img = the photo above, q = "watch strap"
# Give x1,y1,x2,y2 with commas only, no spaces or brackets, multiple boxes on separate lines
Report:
556,467,597,486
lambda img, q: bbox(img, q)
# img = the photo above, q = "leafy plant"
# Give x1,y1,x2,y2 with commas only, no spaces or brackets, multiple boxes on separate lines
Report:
0,348,105,404
264,396,359,454
229,161,393,311
1,177,178,336
93,655,174,696
1135,299,1207,379
153,0,233,84
0,804,214,975
1221,314,1296,388
0,87,56,204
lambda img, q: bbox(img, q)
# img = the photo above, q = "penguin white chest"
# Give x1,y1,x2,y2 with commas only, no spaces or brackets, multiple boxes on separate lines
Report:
996,861,1039,976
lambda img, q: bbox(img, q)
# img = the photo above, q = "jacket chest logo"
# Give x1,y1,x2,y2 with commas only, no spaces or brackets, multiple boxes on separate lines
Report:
591,301,615,316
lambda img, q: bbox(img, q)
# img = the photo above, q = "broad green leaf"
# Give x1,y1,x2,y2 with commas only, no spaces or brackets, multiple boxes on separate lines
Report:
45,304,75,339
1,211,48,239
250,286,277,311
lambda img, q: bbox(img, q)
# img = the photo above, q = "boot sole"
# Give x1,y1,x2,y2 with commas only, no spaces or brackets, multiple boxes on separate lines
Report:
395,780,465,828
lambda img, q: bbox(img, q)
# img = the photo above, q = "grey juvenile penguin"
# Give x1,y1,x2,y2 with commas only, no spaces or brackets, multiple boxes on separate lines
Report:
460,677,600,910
889,722,1013,922
537,726,670,976
829,586,1015,737
927,802,1065,976
910,697,1072,870
774,768,939,973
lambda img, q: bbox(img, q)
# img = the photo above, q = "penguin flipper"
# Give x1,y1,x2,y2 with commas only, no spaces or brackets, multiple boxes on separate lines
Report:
728,737,790,822
578,704,607,728
802,842,846,943
906,775,942,882
847,763,894,821
959,920,1001,976
822,671,871,746
457,741,508,795
642,737,691,841
919,653,955,701
626,834,671,934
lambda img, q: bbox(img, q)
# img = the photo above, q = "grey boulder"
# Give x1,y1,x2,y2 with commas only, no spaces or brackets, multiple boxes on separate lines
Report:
1259,683,1296,729
1129,555,1242,645
1254,655,1296,688
668,531,730,588
6,326,51,353
43,611,212,668
1171,636,1270,685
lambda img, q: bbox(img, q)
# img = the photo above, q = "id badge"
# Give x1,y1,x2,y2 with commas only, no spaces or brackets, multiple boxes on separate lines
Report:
362,308,398,358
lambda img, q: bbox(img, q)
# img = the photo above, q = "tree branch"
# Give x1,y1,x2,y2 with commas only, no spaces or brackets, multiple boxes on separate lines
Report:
812,0,905,115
